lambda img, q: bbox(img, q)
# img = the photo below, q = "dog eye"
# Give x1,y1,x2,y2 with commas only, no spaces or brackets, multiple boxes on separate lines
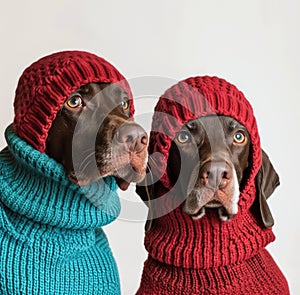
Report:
121,99,130,110
233,131,246,144
66,95,83,108
177,132,190,144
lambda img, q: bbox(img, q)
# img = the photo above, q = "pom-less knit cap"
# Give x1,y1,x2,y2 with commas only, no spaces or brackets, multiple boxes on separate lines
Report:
149,76,261,211
13,50,134,153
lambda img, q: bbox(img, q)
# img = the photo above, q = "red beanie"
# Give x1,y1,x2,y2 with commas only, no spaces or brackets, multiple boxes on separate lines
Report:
136,76,289,294
13,50,134,152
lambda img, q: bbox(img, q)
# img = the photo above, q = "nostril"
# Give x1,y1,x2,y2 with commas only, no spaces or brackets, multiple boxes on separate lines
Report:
222,169,232,180
141,134,148,146
126,135,134,143
222,171,228,179
134,132,148,152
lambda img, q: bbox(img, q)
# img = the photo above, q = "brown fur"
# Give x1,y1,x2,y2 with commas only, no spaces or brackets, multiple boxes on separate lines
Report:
46,82,148,190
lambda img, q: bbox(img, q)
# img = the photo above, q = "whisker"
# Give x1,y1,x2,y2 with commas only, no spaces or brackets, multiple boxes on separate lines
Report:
78,150,96,172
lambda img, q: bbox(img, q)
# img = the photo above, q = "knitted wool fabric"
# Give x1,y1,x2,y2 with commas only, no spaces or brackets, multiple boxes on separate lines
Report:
13,50,134,153
0,125,121,295
136,76,289,294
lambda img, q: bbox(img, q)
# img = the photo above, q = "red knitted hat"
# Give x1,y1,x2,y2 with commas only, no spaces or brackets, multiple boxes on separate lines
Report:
149,75,261,211
13,50,134,153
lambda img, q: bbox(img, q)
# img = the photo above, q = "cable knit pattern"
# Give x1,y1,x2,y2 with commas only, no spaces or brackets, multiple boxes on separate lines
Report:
0,125,121,295
136,76,289,294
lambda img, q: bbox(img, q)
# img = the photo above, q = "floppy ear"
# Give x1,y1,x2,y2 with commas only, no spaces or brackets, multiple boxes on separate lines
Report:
136,152,175,232
136,175,154,232
253,149,280,228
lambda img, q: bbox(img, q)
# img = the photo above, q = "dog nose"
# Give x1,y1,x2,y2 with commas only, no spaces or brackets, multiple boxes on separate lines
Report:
116,123,148,152
200,161,232,189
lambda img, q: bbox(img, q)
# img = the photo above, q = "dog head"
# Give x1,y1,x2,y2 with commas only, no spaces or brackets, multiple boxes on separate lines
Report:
137,76,279,229
13,51,148,189
46,82,148,189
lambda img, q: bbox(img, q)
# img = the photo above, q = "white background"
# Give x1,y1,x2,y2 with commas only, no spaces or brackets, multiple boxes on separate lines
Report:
1,1,299,294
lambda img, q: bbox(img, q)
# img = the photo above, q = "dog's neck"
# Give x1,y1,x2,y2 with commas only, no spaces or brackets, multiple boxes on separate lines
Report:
145,185,275,270
0,125,120,230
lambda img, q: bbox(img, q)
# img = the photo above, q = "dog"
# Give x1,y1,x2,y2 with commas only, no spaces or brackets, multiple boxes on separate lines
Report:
136,76,289,294
46,82,148,190
0,51,148,295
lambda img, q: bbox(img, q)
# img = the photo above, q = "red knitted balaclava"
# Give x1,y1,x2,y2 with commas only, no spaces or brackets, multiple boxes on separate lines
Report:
148,76,261,212
13,51,134,153
136,76,289,295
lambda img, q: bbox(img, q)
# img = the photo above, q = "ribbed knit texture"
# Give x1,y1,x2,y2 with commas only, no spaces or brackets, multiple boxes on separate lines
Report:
136,76,289,294
138,249,288,295
0,125,121,295
13,50,134,153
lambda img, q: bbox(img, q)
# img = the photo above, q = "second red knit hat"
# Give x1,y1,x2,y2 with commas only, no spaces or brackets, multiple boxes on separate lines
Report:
148,76,261,212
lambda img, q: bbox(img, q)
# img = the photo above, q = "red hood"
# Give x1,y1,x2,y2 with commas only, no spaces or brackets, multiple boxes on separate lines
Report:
135,76,289,294
148,76,262,211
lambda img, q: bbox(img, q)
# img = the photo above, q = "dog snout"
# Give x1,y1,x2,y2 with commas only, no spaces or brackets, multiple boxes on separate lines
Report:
200,161,232,190
116,123,148,153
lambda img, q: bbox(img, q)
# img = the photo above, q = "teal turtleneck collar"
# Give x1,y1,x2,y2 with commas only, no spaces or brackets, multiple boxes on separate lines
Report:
0,125,121,295
0,124,120,230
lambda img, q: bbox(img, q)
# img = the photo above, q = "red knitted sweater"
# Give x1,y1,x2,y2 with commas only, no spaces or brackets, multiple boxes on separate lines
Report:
136,76,289,294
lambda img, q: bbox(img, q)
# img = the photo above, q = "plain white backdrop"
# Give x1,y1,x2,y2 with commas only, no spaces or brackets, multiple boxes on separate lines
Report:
0,1,299,294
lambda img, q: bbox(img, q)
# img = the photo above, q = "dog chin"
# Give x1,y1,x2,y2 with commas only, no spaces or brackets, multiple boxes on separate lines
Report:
113,164,147,191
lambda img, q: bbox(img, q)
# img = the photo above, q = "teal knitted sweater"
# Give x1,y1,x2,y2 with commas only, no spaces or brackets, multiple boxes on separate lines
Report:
0,125,121,295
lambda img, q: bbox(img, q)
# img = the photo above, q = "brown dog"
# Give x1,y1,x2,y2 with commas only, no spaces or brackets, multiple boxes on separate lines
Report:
136,76,289,295
141,115,276,232
0,51,149,295
46,82,148,190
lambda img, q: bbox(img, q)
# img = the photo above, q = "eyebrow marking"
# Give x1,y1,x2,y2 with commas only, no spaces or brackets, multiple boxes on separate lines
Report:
229,119,239,130
80,84,91,94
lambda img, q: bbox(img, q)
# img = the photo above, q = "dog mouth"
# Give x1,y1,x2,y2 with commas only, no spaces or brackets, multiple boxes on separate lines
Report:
114,162,147,191
184,182,239,221
67,143,148,189
205,199,223,208
69,160,147,190
185,190,239,221
112,148,148,190
190,199,235,221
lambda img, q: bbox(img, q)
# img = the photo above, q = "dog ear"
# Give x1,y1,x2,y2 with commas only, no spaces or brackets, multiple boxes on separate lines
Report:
253,149,280,228
136,175,154,232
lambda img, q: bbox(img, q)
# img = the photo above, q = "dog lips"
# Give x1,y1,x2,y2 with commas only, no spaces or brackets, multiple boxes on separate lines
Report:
115,177,130,191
